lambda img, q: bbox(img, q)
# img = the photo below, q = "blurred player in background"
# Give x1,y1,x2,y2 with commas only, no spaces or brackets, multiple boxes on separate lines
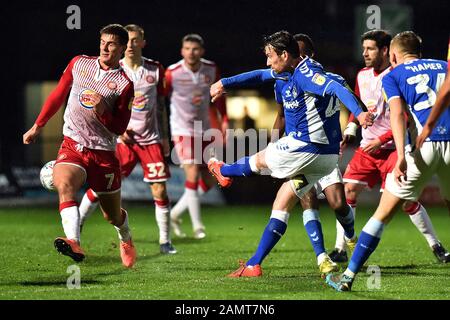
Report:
166,34,228,239
208,31,373,278
78,24,177,255
335,30,449,263
23,24,136,268
327,31,450,292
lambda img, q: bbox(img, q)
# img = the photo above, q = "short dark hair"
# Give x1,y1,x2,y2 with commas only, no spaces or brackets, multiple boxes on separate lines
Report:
125,24,145,39
293,33,315,57
361,30,392,51
263,31,299,58
391,31,422,56
182,34,204,47
100,24,129,46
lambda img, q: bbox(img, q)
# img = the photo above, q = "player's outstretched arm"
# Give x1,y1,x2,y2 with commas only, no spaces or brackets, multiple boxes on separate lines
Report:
211,69,278,102
23,57,78,144
416,69,450,149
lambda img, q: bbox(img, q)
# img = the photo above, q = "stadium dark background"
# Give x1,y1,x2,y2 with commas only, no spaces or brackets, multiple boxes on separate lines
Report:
1,0,449,170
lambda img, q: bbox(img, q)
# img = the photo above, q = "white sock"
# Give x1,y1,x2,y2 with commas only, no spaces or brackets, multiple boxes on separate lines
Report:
249,155,260,174
186,188,204,231
317,252,328,265
60,206,80,243
408,204,439,247
79,190,99,226
155,202,170,244
335,220,346,251
114,209,132,242
344,268,355,278
170,192,189,220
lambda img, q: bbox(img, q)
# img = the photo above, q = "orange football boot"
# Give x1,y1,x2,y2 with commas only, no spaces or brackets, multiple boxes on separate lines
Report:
227,260,262,278
208,158,233,188
120,239,136,268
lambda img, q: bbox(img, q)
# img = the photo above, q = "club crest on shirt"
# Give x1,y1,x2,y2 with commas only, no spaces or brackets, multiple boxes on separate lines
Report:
78,89,96,109
285,86,298,99
146,75,155,84
107,81,117,90
292,86,298,98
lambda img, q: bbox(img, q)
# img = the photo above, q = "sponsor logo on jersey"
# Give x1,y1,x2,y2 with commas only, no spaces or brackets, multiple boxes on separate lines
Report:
312,73,326,86
146,75,155,84
283,99,301,109
132,92,148,111
78,89,96,109
107,81,117,90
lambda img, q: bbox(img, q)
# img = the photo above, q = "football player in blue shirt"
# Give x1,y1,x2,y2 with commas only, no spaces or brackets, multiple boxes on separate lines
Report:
207,31,373,277
326,31,450,292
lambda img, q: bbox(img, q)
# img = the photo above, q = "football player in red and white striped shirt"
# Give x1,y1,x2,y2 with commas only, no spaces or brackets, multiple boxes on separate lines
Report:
78,24,177,255
23,24,137,267
166,34,228,239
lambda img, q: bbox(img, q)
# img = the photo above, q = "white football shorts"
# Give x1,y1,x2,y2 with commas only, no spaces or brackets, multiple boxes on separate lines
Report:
264,136,338,198
315,165,343,195
385,141,450,201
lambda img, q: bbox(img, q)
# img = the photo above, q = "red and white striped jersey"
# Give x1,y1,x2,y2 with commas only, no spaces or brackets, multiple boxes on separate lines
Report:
165,58,219,137
355,66,394,149
36,55,134,151
119,57,165,145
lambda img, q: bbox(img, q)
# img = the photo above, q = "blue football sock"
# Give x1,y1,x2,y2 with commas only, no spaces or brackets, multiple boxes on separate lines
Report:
348,217,384,274
220,156,253,177
246,218,287,266
336,205,355,239
303,209,326,257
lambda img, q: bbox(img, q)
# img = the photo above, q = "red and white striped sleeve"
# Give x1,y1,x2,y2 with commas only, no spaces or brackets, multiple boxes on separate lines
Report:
35,55,80,127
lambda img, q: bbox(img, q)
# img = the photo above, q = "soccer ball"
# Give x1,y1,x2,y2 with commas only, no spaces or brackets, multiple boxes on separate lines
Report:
40,160,56,191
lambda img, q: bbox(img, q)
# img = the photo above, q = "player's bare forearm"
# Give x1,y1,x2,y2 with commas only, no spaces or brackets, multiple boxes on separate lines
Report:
389,98,407,159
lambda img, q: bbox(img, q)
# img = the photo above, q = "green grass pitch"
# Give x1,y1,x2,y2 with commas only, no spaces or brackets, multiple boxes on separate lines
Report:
0,204,448,300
